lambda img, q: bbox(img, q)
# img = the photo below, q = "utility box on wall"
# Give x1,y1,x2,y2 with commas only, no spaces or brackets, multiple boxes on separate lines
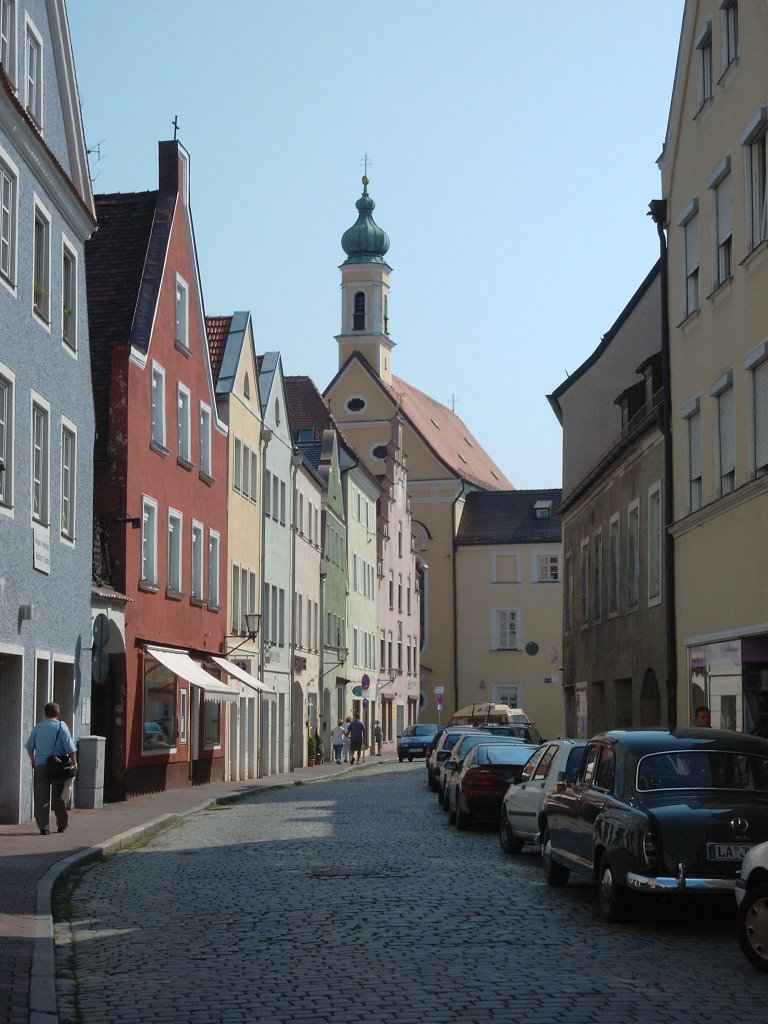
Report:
76,736,106,809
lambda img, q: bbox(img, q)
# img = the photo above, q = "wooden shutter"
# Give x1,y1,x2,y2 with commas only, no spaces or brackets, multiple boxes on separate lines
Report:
755,360,768,470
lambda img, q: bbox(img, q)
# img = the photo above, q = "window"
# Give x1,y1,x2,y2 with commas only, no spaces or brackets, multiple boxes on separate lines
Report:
280,481,286,525
494,608,518,650
208,530,220,607
167,510,183,594
231,564,241,633
564,554,573,631
31,399,48,524
141,497,158,586
0,369,13,508
177,385,191,464
60,422,75,540
494,553,517,583
627,500,640,608
1,1,15,81
594,748,615,792
25,20,42,124
709,159,732,286
716,381,735,494
679,200,699,317
250,450,258,503
234,437,242,490
0,151,17,287
191,521,204,600
264,469,271,514
204,700,221,748
749,348,768,475
608,514,620,614
721,0,738,68
175,276,188,348
241,442,250,497
592,530,602,621
61,242,77,351
143,657,175,752
353,291,365,331
687,406,703,511
648,484,662,604
696,20,712,107
389,571,394,609
199,404,211,477
272,474,278,520
536,553,560,582
151,364,166,450
743,109,768,252
32,203,50,322
580,539,589,625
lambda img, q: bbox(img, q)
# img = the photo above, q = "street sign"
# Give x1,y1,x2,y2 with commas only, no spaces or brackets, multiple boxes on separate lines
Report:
436,694,444,707
434,685,444,695
362,698,369,709
352,685,363,697
361,674,370,691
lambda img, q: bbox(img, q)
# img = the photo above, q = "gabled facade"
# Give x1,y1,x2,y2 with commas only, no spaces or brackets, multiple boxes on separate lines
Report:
0,0,96,822
660,1,768,732
257,350,294,773
548,264,667,736
206,311,272,781
455,490,565,740
376,413,420,744
87,141,230,798
325,178,512,724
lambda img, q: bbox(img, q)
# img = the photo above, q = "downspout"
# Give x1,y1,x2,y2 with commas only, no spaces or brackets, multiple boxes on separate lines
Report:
258,425,273,777
649,199,677,729
451,480,467,717
288,450,303,772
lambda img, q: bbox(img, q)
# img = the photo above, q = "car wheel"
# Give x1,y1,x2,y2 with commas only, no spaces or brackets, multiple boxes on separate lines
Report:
408,756,413,762
448,796,457,825
598,852,630,923
428,773,437,792
455,801,470,831
500,811,525,855
542,825,569,887
737,881,768,971
442,788,450,812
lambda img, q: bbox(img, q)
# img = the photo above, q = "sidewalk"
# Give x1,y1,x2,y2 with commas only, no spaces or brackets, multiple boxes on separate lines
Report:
0,755,394,1024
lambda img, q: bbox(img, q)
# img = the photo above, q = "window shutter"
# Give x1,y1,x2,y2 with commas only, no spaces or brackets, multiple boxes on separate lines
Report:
718,386,735,477
685,214,699,275
717,174,733,247
755,360,768,470
689,411,702,479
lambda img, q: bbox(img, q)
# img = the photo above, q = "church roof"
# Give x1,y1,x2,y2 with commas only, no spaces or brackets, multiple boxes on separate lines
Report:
456,489,562,545
340,177,390,265
389,375,513,491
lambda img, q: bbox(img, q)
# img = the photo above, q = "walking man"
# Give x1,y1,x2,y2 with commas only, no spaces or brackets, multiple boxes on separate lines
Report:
374,720,383,756
25,702,77,835
348,713,367,765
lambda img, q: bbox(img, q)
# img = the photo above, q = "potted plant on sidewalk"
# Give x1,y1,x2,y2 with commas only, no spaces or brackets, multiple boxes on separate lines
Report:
307,734,316,767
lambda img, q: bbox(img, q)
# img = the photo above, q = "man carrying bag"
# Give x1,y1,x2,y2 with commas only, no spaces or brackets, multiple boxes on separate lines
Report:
25,702,78,835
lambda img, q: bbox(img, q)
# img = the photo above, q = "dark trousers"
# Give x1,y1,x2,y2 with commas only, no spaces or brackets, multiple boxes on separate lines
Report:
33,765,71,831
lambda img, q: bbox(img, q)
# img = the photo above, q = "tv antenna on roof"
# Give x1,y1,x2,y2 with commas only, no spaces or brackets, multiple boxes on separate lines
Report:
448,394,460,412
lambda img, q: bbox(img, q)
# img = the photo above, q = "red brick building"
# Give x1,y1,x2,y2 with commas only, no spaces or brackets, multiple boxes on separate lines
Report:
87,142,231,798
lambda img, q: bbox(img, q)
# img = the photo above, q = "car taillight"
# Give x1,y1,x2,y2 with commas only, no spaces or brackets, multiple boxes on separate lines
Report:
462,768,499,791
642,831,657,868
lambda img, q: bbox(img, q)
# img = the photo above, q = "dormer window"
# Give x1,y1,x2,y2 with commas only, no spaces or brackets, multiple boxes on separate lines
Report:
297,428,313,443
353,291,365,331
534,500,552,520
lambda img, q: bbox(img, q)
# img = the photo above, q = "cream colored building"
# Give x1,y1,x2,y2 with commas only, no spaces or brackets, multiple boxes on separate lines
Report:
291,455,322,765
325,178,512,723
660,1,768,731
455,490,565,740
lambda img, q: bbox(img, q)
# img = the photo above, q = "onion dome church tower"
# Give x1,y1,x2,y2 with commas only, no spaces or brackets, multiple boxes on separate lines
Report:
335,176,395,385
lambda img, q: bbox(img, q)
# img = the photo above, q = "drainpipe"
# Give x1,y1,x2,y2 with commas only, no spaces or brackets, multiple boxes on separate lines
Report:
649,199,677,729
259,425,273,777
289,449,303,772
451,480,467,717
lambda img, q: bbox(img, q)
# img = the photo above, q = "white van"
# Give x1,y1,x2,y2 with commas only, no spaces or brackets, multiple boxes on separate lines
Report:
448,703,543,744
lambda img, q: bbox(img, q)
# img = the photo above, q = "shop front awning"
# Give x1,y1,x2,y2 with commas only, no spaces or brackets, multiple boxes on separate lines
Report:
145,646,238,703
211,656,274,694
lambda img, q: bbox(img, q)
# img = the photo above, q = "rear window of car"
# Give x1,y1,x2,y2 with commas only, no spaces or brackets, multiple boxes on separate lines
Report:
637,750,768,792
476,744,536,764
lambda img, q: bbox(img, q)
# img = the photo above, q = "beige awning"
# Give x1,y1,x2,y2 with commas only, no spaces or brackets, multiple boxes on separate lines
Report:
211,656,274,694
145,646,238,702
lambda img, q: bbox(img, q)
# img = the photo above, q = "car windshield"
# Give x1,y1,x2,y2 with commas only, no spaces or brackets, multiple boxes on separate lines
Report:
637,750,768,792
406,725,437,736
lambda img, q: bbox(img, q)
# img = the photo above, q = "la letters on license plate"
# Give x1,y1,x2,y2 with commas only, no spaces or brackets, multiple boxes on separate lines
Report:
707,842,753,861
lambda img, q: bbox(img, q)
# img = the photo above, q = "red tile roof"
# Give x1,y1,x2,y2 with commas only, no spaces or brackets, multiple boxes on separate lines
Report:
86,191,158,464
205,316,232,386
285,376,356,457
389,375,513,491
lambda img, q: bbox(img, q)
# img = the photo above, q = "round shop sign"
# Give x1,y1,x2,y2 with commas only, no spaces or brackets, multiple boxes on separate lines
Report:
361,674,370,691
352,685,363,697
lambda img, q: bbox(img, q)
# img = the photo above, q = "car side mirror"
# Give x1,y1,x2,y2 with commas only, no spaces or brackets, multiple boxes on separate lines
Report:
555,770,568,793
446,759,456,770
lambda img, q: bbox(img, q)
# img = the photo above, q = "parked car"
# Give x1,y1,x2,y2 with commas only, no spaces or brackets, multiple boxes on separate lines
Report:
539,728,768,922
426,727,479,791
397,724,439,762
448,742,538,829
500,739,586,854
736,839,768,971
440,733,524,809
478,722,544,745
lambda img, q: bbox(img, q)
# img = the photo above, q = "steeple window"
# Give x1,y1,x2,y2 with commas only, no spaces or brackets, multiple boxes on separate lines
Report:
353,291,365,331
384,294,389,334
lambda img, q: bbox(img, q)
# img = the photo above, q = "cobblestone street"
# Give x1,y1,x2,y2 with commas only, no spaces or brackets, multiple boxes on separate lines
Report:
54,764,768,1024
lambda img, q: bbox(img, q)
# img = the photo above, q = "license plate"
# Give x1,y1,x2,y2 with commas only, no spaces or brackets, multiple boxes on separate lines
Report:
707,843,753,861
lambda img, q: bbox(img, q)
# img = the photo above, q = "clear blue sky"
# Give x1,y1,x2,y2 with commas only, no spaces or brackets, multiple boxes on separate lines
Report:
67,1,684,489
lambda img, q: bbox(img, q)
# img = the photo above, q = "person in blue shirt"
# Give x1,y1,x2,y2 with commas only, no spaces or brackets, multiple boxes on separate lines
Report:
25,702,77,835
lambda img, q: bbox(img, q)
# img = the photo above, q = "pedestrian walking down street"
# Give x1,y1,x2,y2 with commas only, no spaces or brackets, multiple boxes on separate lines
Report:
25,702,78,835
374,720,383,756
348,714,367,765
342,716,352,763
331,720,346,764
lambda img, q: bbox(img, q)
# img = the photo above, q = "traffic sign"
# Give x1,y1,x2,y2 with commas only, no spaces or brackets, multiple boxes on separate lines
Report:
362,698,369,709
434,686,444,695
436,694,444,707
361,674,370,691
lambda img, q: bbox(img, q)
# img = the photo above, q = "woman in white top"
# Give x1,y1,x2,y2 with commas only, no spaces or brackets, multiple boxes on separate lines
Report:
341,716,352,763
331,721,346,764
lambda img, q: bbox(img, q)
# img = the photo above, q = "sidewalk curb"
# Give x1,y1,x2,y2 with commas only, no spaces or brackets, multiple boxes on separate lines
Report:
29,757,396,1023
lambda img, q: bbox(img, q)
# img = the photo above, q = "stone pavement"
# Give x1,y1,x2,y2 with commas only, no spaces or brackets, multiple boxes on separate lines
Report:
0,754,389,1024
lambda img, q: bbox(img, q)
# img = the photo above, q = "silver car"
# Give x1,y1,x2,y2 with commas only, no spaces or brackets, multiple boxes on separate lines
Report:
499,739,586,854
736,838,768,971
